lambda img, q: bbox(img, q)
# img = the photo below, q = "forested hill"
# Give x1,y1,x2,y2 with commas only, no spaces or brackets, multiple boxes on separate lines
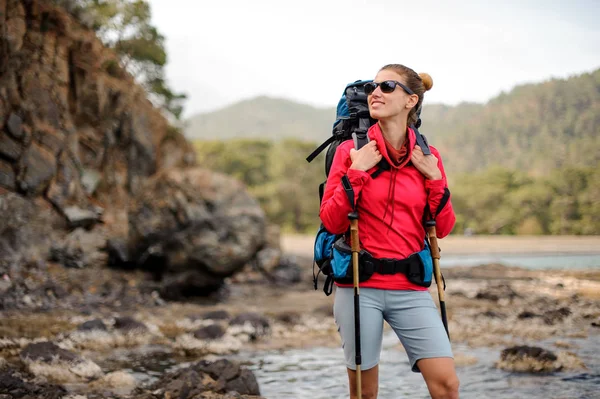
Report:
425,69,599,174
186,68,599,174
185,96,335,142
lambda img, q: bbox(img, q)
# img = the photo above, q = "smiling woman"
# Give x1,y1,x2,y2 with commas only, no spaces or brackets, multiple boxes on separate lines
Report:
319,64,459,399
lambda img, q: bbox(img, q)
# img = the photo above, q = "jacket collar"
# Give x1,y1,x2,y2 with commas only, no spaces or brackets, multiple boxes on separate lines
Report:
368,122,416,169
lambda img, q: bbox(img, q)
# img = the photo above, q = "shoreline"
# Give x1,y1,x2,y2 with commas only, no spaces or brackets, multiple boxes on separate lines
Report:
1,263,599,398
281,234,600,257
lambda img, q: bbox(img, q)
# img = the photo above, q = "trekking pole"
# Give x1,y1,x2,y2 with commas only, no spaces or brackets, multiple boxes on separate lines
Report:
426,220,449,339
349,212,362,399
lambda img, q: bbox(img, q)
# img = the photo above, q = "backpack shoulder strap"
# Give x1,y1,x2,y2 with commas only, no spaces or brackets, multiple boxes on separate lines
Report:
306,136,336,163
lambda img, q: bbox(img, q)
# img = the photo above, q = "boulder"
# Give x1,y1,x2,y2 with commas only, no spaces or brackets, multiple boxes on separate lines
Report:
113,317,148,333
0,368,67,399
126,168,266,296
496,345,586,373
77,319,107,332
496,345,559,373
193,325,226,340
20,342,103,382
135,359,262,398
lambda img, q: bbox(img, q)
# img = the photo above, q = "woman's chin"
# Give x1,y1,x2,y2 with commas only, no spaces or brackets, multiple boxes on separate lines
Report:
369,110,383,120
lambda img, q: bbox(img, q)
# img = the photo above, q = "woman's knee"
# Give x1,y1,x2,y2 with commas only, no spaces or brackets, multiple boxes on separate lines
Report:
348,365,379,399
431,375,460,399
418,358,459,399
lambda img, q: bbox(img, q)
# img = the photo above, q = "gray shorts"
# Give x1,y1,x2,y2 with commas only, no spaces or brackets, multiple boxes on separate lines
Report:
333,287,453,373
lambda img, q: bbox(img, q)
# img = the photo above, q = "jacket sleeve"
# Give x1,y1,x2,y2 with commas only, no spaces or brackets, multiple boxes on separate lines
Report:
319,144,371,234
424,147,456,238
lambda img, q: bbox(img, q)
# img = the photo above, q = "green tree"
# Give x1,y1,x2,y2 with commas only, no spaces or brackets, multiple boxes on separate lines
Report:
65,0,187,119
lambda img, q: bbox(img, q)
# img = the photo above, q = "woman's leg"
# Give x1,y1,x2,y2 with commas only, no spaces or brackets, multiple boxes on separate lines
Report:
383,290,458,398
347,365,378,399
334,287,384,399
417,358,459,399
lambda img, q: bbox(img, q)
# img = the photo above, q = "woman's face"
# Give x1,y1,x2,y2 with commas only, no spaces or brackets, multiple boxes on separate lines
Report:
368,70,417,121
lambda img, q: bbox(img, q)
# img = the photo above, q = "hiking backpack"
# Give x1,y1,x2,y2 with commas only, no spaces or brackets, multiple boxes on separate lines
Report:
306,80,434,295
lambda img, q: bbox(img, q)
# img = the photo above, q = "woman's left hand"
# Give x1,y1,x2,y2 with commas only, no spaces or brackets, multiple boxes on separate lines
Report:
411,145,442,180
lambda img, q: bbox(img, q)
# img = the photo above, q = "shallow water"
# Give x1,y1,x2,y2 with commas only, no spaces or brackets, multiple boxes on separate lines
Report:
232,332,600,399
116,330,600,398
441,253,600,270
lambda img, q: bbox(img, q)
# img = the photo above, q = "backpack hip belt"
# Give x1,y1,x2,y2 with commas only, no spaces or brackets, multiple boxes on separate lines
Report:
360,252,422,277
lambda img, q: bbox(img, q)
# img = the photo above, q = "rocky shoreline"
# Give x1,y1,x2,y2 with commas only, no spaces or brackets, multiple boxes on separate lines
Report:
1,257,599,398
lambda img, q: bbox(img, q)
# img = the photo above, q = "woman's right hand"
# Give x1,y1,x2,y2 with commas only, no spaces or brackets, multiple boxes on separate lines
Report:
349,141,382,172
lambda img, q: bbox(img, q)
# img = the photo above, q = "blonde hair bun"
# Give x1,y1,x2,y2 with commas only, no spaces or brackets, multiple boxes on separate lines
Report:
419,73,433,91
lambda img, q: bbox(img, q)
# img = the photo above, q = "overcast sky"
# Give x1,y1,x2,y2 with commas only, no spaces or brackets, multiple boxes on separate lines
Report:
147,0,600,118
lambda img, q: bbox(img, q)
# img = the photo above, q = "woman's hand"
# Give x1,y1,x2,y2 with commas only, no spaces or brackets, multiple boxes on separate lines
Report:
349,141,382,172
411,145,442,180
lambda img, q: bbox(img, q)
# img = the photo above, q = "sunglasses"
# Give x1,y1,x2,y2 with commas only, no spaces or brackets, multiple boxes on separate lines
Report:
364,80,415,96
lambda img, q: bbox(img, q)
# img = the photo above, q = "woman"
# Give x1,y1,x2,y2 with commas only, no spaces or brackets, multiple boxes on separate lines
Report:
319,64,459,399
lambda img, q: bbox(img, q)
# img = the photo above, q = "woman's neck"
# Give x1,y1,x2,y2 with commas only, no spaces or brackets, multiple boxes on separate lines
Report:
378,119,408,149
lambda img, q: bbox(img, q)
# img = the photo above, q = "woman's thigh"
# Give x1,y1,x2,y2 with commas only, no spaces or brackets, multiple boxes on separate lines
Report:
383,290,453,372
334,287,385,371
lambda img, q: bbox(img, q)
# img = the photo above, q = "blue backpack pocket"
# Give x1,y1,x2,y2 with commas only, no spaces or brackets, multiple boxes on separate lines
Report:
314,225,337,268
407,240,433,287
331,237,352,279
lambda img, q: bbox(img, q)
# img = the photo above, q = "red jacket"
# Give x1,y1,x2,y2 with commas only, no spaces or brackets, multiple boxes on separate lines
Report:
319,123,456,290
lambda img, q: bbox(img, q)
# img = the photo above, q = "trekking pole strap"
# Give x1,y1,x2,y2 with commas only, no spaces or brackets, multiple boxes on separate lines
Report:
341,175,355,210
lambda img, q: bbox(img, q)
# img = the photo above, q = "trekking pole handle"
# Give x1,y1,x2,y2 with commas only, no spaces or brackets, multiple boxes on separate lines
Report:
426,224,444,302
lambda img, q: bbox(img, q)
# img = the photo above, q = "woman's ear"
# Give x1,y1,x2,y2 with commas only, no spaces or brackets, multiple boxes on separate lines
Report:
406,94,419,109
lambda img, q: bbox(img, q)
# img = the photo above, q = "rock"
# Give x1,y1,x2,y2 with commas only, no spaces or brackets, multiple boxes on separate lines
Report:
271,255,302,284
21,342,79,363
89,370,137,394
481,310,506,319
256,247,281,274
193,325,226,340
35,126,65,156
275,311,301,325
0,368,67,399
46,152,88,211
127,168,266,295
80,168,101,195
20,342,103,382
518,311,539,319
159,269,225,300
543,307,572,325
196,310,231,321
78,319,107,332
0,132,23,161
139,359,262,398
113,317,148,333
496,345,559,373
17,143,57,196
63,206,101,229
0,192,60,270
0,0,196,290
230,313,270,341
5,1,27,53
49,241,84,268
194,359,261,395
6,113,24,140
48,227,104,269
106,237,131,266
0,159,16,190
475,283,519,302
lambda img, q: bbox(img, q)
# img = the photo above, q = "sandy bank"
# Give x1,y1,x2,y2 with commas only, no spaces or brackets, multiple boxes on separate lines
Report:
281,234,600,257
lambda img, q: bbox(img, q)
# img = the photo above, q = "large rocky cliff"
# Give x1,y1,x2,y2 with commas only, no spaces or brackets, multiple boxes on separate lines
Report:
0,0,269,309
